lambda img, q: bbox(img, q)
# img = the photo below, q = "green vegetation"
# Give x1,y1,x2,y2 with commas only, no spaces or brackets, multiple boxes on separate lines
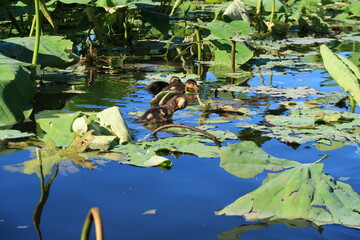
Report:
0,0,360,238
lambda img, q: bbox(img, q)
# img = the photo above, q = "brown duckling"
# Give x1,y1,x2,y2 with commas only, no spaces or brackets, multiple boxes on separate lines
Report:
137,95,188,122
145,76,181,95
161,79,198,94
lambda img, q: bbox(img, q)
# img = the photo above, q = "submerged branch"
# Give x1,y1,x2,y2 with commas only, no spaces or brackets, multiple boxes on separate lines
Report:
151,124,222,147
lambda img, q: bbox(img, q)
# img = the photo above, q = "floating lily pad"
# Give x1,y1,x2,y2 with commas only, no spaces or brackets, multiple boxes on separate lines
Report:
216,142,360,229
239,109,360,147
215,85,323,99
113,143,172,167
220,141,300,178
37,107,133,148
0,129,33,140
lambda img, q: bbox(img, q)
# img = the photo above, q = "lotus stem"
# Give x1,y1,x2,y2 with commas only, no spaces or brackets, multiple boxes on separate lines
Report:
349,95,356,113
31,0,41,68
256,0,262,16
231,40,236,73
151,124,222,147
195,28,202,62
270,0,275,24
313,154,329,164
81,208,104,240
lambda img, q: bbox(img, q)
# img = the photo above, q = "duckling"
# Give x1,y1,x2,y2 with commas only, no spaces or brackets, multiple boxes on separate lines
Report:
137,95,188,122
184,79,198,94
161,79,198,94
145,76,182,95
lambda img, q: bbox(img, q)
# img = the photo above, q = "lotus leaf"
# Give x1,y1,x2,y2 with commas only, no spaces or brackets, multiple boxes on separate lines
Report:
37,112,82,148
96,106,133,144
113,143,172,167
206,20,252,40
0,36,79,69
240,109,360,146
220,141,300,178
216,160,360,229
0,129,33,140
0,64,35,126
320,45,360,106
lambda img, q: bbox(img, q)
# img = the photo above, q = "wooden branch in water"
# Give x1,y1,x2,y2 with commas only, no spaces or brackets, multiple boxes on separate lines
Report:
151,124,222,147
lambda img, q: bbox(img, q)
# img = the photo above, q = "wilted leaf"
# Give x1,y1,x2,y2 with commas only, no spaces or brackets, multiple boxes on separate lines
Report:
96,106,133,144
220,141,300,178
223,0,250,22
216,162,360,229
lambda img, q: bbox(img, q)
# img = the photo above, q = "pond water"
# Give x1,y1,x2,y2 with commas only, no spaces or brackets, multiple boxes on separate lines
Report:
1,42,360,239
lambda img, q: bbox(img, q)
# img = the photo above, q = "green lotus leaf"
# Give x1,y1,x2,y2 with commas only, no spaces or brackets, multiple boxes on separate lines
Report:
0,64,35,126
37,112,82,148
0,36,79,69
216,162,360,229
220,141,300,178
113,143,172,167
0,129,33,140
320,45,360,106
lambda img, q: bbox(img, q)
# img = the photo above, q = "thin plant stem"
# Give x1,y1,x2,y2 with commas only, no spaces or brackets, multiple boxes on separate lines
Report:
29,16,36,37
349,95,356,113
270,0,275,24
151,124,222,147
81,208,104,240
195,28,202,62
31,0,41,67
231,40,236,73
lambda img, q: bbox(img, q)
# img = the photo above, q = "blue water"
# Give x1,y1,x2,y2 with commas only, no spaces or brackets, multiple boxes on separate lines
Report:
1,50,360,239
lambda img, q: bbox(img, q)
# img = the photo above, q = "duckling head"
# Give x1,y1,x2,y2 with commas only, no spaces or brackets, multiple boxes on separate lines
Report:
169,76,182,84
184,79,198,93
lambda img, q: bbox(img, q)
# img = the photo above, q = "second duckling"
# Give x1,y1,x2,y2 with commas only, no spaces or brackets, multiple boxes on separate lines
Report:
145,76,182,95
161,79,198,94
137,95,188,122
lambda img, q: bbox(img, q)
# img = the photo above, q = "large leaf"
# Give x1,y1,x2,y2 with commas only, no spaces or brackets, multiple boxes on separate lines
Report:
0,36,79,69
0,64,35,126
37,112,82,148
216,144,360,229
220,141,300,178
206,20,252,39
113,143,172,167
320,44,360,106
212,40,254,66
0,53,30,66
37,107,133,148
